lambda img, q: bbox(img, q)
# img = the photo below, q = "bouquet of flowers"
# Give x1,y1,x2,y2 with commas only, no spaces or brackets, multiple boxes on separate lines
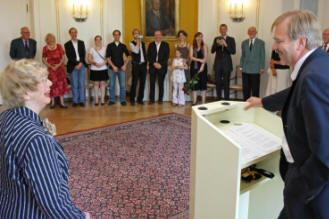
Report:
182,71,200,95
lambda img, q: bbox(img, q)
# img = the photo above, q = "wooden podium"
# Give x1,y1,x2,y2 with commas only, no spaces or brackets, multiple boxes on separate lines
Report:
189,101,284,219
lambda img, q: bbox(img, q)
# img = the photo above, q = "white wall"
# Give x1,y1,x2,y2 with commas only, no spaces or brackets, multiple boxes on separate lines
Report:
31,0,123,61
0,0,32,70
0,0,123,69
197,0,325,97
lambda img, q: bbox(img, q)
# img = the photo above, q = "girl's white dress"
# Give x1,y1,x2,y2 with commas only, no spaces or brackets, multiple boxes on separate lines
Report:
171,58,186,83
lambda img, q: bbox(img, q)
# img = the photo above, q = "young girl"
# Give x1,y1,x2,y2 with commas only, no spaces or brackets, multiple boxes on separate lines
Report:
171,49,188,106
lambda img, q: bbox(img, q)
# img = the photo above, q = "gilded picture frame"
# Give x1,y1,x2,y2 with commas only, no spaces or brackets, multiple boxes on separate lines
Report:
141,0,180,41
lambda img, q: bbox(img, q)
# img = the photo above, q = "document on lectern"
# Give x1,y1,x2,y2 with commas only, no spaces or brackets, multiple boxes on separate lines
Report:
223,124,281,165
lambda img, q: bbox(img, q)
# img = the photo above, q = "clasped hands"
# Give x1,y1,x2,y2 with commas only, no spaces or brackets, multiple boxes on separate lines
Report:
74,62,83,70
153,62,162,70
112,65,127,72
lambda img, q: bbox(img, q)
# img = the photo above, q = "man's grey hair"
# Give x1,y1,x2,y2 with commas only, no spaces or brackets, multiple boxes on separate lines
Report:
271,10,322,49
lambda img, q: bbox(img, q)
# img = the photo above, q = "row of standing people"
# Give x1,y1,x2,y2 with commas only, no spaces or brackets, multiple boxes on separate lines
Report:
11,24,309,106
9,26,209,107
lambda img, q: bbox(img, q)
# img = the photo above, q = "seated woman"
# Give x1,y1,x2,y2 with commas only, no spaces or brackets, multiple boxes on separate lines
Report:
0,59,89,218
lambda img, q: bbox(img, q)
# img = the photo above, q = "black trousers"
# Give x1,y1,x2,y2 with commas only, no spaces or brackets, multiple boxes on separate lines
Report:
242,73,260,100
149,68,166,102
215,67,231,100
130,63,147,103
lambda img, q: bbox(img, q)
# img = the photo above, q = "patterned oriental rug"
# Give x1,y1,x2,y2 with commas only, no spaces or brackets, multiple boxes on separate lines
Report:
56,113,191,218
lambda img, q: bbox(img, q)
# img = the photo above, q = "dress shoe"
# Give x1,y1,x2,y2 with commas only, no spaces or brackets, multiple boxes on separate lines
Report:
79,102,85,107
101,102,105,106
130,101,136,106
149,101,155,105
158,100,163,104
60,104,68,108
108,101,115,105
50,104,55,109
121,101,127,106
72,103,78,107
137,101,144,105
94,102,99,106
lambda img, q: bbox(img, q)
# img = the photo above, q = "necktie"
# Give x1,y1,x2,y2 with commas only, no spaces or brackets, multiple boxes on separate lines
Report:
249,40,253,51
24,40,29,52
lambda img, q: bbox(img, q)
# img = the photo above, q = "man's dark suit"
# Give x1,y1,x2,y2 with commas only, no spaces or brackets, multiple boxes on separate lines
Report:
211,36,236,100
64,40,87,73
10,37,36,60
147,41,169,102
263,48,329,219
130,40,147,104
146,9,171,36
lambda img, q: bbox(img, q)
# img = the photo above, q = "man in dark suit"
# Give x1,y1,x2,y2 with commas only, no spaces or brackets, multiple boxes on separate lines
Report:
10,27,36,60
211,24,236,100
245,10,329,219
147,30,170,104
129,28,147,105
146,0,172,36
64,27,87,107
322,28,329,52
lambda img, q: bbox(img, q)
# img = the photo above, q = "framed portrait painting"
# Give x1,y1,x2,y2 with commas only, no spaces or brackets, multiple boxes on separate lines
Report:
141,0,180,40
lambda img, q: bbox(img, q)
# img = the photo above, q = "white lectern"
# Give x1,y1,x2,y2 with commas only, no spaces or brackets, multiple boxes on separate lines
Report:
190,101,284,219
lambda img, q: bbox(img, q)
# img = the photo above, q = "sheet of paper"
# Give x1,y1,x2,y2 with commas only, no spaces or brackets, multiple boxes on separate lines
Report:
222,124,281,165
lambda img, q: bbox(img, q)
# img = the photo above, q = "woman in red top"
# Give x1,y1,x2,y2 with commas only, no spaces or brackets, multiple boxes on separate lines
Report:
42,33,69,108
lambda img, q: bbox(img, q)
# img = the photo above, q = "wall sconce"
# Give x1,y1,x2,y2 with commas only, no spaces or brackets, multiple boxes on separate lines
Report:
71,0,90,22
228,0,246,22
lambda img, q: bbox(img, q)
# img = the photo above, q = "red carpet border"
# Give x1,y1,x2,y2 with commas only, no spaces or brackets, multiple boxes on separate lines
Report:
56,113,191,218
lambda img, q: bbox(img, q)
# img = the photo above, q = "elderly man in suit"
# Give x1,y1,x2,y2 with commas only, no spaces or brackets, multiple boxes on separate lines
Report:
10,27,37,60
147,30,170,104
64,27,87,107
322,28,329,52
211,24,236,100
245,10,329,219
146,0,172,36
239,26,265,100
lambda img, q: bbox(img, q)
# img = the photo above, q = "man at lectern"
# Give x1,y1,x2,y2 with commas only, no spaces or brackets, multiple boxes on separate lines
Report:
245,10,329,219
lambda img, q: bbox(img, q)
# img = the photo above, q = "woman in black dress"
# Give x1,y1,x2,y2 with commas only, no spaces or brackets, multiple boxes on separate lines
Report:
189,32,208,105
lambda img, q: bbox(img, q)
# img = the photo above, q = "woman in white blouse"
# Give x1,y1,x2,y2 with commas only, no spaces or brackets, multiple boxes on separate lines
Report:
88,35,108,105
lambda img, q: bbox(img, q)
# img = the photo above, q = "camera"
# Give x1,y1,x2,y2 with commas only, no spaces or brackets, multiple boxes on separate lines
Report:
217,36,224,45
136,35,143,39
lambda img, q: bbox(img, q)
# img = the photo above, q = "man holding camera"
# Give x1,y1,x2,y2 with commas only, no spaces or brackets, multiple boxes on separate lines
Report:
129,29,147,105
211,24,236,100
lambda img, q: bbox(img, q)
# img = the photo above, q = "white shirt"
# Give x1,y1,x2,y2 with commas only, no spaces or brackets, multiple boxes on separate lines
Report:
282,48,316,163
156,41,161,62
89,47,107,71
115,41,120,47
72,40,80,61
153,9,160,18
129,41,145,63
